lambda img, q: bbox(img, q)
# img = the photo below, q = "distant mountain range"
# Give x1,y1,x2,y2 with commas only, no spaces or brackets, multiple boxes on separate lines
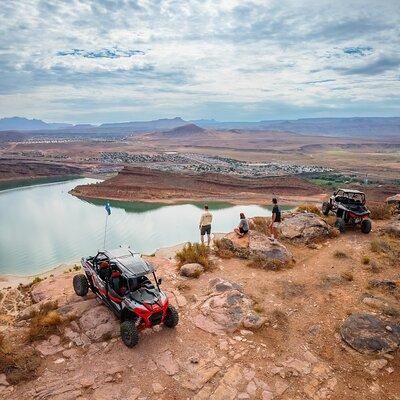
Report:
0,117,72,131
0,116,399,138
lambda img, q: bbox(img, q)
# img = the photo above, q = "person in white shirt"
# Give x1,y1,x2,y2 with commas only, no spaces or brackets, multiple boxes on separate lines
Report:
199,204,213,246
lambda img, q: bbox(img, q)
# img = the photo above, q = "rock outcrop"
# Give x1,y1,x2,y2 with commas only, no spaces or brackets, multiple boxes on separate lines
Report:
341,313,400,354
280,212,334,243
193,278,266,334
179,263,204,278
219,231,293,267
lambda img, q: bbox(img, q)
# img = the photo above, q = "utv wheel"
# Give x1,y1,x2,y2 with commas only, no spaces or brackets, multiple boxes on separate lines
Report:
361,219,372,234
335,218,346,233
164,305,179,328
120,320,139,347
322,201,330,216
73,274,89,296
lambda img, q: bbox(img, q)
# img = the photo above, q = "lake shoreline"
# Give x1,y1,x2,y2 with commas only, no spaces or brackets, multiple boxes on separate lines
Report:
70,166,327,206
72,189,325,206
0,231,234,288
0,240,199,289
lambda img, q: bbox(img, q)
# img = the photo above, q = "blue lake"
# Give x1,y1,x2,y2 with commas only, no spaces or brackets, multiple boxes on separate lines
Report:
0,178,279,276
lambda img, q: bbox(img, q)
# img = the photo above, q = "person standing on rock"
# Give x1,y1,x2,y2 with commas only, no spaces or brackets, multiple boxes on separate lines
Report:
269,197,281,244
199,204,213,246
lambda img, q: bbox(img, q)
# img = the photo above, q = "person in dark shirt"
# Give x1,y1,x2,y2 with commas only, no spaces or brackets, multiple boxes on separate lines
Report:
234,212,249,237
269,197,281,244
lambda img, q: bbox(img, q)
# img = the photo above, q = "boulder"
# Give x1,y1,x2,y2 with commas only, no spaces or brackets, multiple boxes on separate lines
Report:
36,334,64,356
78,305,119,342
280,212,333,243
362,295,400,316
180,263,204,278
341,313,400,354
193,278,266,334
219,231,293,266
31,273,76,306
58,298,98,319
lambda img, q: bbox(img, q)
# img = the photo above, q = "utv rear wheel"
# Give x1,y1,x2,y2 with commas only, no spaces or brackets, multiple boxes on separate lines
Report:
73,274,89,296
335,218,346,233
361,219,372,234
164,305,179,328
120,321,139,347
322,201,330,216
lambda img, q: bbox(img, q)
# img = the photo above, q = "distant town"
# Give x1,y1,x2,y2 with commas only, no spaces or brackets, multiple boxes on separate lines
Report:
100,152,332,177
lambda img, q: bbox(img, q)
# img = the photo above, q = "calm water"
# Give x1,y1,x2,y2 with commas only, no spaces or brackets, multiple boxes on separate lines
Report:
0,178,278,276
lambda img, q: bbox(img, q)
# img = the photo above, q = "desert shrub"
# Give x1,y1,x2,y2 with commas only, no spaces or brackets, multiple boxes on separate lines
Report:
27,302,63,342
370,236,400,266
213,239,234,259
248,256,290,271
73,265,81,271
175,242,213,270
361,255,371,265
371,238,391,253
334,250,347,259
269,309,289,329
249,217,269,234
253,303,264,314
366,260,381,273
329,228,340,238
341,271,354,281
0,333,40,384
177,282,190,292
324,215,337,227
369,202,393,220
296,204,322,216
31,277,43,285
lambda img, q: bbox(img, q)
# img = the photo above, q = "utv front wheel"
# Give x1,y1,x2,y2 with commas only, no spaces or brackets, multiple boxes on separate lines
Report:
322,201,330,216
73,274,89,296
164,305,179,328
335,218,346,233
120,321,139,347
361,219,372,234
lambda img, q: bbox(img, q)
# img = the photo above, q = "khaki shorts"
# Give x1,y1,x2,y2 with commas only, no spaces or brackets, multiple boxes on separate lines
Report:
272,222,280,228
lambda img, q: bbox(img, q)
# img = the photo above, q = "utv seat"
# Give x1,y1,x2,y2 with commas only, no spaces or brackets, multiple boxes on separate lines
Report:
110,271,127,296
99,260,111,281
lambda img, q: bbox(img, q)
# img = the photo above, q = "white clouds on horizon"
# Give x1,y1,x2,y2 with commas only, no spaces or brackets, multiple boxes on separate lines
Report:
0,0,399,123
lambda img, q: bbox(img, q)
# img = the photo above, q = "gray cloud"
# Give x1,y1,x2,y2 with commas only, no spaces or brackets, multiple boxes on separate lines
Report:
0,0,399,122
335,56,400,75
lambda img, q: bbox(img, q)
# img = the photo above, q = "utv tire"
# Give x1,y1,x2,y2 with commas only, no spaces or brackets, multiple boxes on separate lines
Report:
361,219,372,234
120,320,139,347
164,305,179,328
335,218,346,233
322,201,331,216
73,274,89,296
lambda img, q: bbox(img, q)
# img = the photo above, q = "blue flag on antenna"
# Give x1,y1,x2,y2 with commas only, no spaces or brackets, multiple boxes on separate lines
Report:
105,202,111,216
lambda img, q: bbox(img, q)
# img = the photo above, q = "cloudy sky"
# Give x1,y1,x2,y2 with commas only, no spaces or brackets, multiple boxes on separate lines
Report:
0,0,399,123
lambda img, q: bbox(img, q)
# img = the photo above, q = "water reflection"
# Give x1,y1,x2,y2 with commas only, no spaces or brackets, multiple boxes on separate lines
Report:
0,178,284,276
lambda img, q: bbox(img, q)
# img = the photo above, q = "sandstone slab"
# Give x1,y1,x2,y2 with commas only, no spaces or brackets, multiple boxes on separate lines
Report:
341,313,400,354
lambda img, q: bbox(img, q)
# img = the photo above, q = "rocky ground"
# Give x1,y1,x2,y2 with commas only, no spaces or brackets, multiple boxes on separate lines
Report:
0,213,399,400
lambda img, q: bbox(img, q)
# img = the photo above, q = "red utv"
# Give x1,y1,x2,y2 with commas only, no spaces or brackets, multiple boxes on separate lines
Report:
322,188,372,234
73,247,179,347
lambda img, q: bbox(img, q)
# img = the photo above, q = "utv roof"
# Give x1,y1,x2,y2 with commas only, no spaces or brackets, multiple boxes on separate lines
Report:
337,188,365,194
102,248,154,278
